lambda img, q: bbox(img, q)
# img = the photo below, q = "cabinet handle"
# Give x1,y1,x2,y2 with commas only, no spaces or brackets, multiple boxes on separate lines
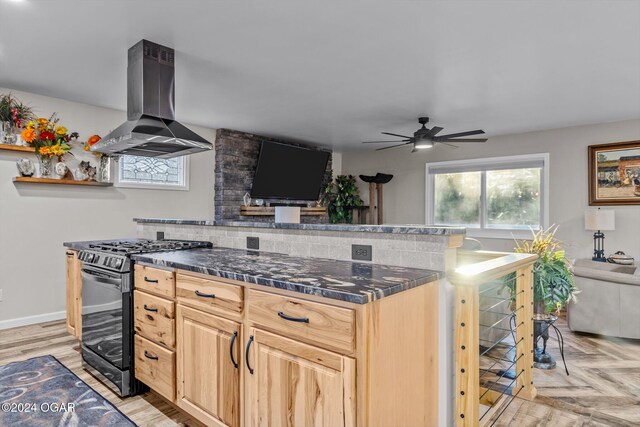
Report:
230,331,239,369
277,311,309,323
144,351,158,360
245,335,254,375
144,276,159,283
143,304,158,313
195,290,216,298
66,251,75,256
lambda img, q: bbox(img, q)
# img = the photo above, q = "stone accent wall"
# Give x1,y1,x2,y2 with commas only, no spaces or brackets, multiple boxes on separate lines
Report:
138,222,456,271
214,129,332,223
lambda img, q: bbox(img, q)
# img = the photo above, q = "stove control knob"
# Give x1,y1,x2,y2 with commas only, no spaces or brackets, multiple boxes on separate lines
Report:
115,259,124,269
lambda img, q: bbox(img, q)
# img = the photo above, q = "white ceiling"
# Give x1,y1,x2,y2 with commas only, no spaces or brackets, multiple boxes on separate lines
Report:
1,0,639,151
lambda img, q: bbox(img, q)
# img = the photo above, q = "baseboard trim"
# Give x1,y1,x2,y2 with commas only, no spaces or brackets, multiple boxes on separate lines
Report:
0,310,66,330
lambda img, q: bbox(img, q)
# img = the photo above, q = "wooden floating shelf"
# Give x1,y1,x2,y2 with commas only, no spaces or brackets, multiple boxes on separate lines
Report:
0,143,35,153
240,206,327,216
13,177,113,187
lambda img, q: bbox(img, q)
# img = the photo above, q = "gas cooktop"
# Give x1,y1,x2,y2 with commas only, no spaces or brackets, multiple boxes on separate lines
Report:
79,239,211,273
86,239,209,255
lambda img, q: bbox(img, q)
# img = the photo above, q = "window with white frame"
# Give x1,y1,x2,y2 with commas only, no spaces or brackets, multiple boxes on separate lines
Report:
426,154,549,237
116,155,189,190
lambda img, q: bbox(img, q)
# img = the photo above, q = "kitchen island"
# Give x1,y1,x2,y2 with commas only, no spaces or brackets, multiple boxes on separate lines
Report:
130,246,442,427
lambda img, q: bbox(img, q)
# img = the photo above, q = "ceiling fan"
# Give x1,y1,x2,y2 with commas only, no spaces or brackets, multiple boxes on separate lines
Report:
362,117,487,152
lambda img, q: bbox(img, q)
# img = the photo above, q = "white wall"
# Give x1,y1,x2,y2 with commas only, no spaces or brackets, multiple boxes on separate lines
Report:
0,88,215,325
342,119,640,259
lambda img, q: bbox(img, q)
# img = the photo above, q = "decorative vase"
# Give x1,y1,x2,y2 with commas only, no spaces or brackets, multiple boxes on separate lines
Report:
1,121,17,145
39,157,53,178
97,156,111,183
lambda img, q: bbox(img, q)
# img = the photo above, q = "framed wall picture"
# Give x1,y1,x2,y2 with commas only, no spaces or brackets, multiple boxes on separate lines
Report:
589,140,640,205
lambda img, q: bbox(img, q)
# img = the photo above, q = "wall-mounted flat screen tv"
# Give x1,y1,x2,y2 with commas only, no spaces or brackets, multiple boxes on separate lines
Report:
250,141,330,200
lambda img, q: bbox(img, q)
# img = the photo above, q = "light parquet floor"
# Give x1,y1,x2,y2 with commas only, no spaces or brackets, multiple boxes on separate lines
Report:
488,317,640,427
1,318,639,426
0,320,202,427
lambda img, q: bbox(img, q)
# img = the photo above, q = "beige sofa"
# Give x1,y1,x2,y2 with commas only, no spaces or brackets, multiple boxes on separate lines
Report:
568,259,640,339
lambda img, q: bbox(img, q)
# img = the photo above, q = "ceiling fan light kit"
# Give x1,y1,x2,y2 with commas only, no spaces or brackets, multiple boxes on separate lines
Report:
362,116,488,153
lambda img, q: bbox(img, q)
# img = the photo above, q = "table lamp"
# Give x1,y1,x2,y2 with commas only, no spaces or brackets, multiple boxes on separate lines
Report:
584,209,615,262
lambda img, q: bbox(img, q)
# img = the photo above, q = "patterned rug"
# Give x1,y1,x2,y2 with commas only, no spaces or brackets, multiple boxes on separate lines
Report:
0,355,136,426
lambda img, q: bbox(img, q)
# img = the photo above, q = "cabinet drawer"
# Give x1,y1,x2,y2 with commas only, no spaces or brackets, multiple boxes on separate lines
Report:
134,290,175,348
134,334,176,402
135,265,175,299
248,290,355,353
176,273,243,314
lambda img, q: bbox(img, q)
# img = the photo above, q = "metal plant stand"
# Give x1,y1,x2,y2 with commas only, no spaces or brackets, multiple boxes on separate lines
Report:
533,314,569,375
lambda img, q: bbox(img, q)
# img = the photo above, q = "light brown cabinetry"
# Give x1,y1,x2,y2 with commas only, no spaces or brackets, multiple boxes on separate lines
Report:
65,250,82,338
129,267,439,427
133,265,178,402
245,327,356,427
176,304,241,427
134,334,176,401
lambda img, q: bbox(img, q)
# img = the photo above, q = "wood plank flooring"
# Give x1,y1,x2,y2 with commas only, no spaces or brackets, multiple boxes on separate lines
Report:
487,317,640,427
1,317,639,426
0,320,202,427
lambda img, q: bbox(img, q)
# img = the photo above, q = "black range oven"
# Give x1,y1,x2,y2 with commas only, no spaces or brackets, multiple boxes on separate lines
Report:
79,239,211,396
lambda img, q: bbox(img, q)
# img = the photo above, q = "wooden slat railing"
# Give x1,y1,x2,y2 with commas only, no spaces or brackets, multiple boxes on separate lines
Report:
450,251,538,427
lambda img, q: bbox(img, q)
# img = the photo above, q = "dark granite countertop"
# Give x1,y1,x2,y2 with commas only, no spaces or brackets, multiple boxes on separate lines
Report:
132,247,443,304
133,218,465,236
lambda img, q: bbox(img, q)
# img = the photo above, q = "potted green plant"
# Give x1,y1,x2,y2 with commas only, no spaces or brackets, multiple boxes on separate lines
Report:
506,225,578,370
321,174,363,224
509,226,578,315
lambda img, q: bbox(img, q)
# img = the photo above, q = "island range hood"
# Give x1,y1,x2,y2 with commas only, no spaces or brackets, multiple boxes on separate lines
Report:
91,40,212,159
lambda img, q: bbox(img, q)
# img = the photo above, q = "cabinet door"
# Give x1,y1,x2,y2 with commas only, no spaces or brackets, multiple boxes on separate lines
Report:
65,250,81,338
176,305,241,427
245,328,356,427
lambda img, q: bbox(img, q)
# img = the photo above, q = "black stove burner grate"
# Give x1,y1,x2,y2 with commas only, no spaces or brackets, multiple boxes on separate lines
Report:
87,239,209,255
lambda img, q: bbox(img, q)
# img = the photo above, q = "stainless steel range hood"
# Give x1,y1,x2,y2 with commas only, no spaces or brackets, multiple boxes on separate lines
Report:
91,40,212,159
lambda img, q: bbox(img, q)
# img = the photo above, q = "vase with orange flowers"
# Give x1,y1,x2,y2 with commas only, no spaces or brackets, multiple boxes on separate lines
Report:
85,134,111,182
20,114,78,178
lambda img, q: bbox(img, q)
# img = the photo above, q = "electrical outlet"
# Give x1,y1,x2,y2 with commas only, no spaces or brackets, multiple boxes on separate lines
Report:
157,231,165,240
352,244,372,261
247,237,259,250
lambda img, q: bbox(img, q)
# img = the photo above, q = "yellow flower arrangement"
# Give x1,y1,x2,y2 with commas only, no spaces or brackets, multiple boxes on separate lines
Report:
22,113,78,159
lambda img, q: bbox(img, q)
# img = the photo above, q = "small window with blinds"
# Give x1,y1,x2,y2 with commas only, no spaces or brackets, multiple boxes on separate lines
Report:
426,154,549,237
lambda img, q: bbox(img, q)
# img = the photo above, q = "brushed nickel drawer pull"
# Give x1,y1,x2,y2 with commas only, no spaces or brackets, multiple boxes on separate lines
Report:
195,290,216,298
277,311,310,323
144,351,158,360
143,304,158,312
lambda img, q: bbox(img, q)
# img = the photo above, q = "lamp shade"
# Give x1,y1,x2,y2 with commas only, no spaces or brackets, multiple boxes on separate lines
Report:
584,209,615,231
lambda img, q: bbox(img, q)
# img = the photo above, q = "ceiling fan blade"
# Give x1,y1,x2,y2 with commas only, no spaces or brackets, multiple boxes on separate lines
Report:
434,130,485,139
382,132,413,139
375,142,412,151
437,138,487,143
426,126,444,138
438,142,459,148
362,140,410,143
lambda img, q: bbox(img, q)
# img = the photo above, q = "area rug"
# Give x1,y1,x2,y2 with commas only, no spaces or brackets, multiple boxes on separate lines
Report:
0,355,136,426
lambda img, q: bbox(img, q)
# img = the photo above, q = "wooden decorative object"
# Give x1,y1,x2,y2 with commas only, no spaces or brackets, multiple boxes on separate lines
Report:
588,140,640,205
239,206,327,216
0,143,35,153
13,177,113,186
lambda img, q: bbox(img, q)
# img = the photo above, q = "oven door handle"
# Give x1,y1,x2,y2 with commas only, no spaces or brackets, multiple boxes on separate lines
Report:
81,269,122,288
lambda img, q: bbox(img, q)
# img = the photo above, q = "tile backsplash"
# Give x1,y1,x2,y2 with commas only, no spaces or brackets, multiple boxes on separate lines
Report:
138,223,458,271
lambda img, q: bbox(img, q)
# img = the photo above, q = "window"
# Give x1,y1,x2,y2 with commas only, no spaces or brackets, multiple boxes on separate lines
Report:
426,154,549,238
116,155,189,190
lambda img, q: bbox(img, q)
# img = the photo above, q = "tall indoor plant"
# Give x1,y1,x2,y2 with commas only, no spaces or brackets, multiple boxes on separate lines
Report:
509,226,578,314
321,174,363,224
